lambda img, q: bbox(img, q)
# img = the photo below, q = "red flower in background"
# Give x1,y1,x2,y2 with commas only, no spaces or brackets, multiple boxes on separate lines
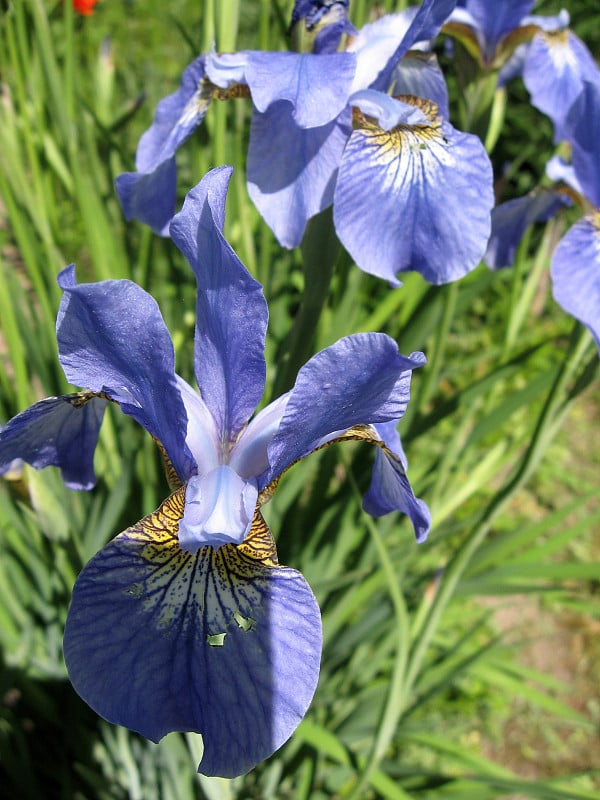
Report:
73,0,100,14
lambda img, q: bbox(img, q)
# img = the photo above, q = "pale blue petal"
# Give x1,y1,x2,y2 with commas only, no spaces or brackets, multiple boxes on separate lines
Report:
523,30,600,143
351,89,429,128
245,51,356,128
64,500,322,778
170,168,268,442
347,10,420,94
545,154,583,196
175,376,220,476
247,104,352,248
484,189,570,270
551,214,600,354
115,157,176,236
0,394,106,490
266,334,425,480
388,51,450,118
334,107,493,285
179,466,258,550
370,0,458,91
56,265,195,482
229,394,291,480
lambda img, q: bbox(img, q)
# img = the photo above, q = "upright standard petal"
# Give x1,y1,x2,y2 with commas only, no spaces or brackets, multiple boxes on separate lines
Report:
244,51,356,128
0,393,106,490
170,167,268,442
334,96,493,285
247,103,352,248
551,212,600,354
64,493,322,778
266,333,425,479
523,30,600,143
56,266,194,482
458,0,534,64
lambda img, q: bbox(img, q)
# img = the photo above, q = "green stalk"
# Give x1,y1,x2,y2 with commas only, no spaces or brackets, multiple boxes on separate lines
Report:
342,493,411,799
416,280,458,412
271,208,340,396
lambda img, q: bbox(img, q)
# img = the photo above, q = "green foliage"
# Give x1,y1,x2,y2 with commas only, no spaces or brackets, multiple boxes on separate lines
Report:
0,1,599,798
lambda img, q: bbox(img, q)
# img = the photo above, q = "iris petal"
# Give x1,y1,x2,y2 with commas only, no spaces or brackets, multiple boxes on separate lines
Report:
115,56,210,234
115,157,177,236
56,265,195,482
179,466,258,550
267,333,425,479
361,422,431,543
247,103,352,248
566,80,600,208
0,393,106,490
170,167,268,443
484,189,570,270
334,99,493,285
551,213,600,354
245,51,356,128
64,493,322,778
523,30,599,143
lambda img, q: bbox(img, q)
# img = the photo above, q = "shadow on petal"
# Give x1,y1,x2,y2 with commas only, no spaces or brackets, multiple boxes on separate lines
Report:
63,489,322,777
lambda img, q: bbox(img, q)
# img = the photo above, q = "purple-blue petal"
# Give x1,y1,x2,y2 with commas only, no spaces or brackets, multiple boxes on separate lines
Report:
247,104,352,248
459,0,534,63
115,157,177,236
362,421,431,543
523,30,600,143
334,106,493,285
135,56,208,173
551,213,600,354
266,333,425,480
566,80,600,208
63,500,322,778
245,51,356,128
169,167,268,441
484,189,570,270
56,265,195,482
0,394,106,490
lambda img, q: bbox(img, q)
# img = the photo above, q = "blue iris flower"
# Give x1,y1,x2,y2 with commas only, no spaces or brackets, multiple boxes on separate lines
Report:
484,70,600,356
0,167,430,777
444,1,570,83
116,0,495,286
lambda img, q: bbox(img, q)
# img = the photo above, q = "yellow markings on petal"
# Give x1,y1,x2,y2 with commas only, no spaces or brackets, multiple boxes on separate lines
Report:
66,390,106,409
591,210,600,232
116,488,279,642
151,435,183,490
351,95,447,167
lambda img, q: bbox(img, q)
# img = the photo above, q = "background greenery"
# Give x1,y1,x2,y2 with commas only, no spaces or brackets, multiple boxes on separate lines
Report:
0,1,598,798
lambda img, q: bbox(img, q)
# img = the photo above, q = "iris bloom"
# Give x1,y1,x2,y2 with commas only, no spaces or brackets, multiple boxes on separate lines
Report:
116,0,495,286
443,1,570,83
0,167,430,776
484,73,600,355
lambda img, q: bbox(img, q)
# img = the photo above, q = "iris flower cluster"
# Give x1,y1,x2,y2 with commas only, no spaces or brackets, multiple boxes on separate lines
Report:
481,14,600,353
116,0,494,286
1,0,598,782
